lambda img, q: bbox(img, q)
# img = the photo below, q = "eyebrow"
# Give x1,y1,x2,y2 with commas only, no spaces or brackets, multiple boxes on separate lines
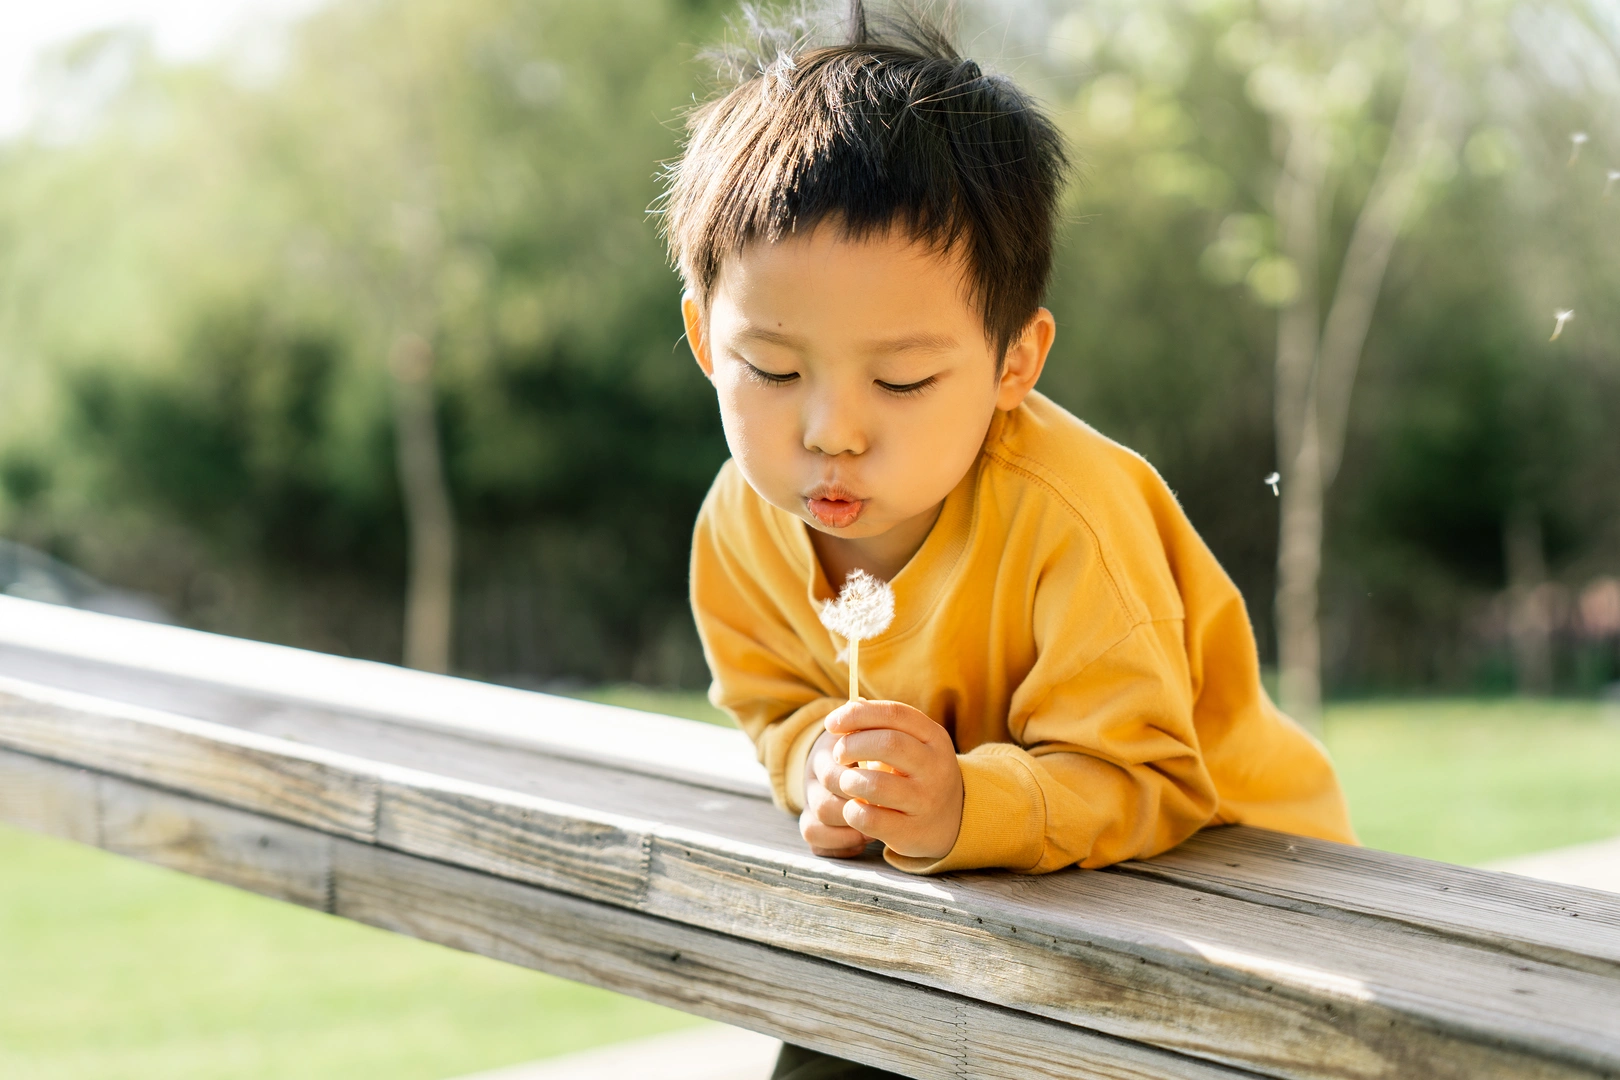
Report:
733,326,960,354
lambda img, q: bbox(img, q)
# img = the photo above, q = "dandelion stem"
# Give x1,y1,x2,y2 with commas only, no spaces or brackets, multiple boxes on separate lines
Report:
848,637,861,701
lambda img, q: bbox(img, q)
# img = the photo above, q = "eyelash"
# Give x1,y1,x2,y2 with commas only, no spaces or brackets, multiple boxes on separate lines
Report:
743,363,937,398
877,376,938,397
743,363,799,387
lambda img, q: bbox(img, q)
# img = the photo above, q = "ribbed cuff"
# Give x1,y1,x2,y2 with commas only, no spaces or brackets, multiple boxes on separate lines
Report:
884,744,1045,875
773,699,842,815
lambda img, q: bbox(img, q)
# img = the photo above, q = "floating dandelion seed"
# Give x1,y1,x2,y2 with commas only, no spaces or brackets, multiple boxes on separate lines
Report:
819,569,895,703
1264,472,1281,497
1551,309,1575,341
1606,169,1620,198
1569,132,1589,166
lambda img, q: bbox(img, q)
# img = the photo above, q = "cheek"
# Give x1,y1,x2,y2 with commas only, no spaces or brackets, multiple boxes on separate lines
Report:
887,389,996,490
714,377,799,481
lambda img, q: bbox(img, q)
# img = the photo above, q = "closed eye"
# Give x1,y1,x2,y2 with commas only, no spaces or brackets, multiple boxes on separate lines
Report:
876,376,938,397
744,362,799,386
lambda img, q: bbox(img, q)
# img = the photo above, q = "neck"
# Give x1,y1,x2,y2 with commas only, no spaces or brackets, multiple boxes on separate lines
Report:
810,500,944,587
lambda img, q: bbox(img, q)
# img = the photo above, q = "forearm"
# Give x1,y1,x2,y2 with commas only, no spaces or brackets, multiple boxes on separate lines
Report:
885,742,1217,875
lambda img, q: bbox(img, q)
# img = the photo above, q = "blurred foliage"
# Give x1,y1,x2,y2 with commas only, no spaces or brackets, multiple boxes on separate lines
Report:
0,0,1617,691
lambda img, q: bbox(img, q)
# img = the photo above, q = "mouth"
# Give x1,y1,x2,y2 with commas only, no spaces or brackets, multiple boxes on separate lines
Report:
805,483,866,529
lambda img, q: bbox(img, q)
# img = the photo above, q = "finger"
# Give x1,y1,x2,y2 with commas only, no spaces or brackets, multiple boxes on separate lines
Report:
834,729,929,775
841,798,910,844
826,700,945,746
837,766,925,814
800,811,868,857
808,783,854,828
813,748,854,792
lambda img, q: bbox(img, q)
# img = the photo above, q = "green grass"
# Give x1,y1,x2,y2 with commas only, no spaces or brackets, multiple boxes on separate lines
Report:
4,693,1618,1078
1323,698,1620,865
568,683,734,725
0,825,699,1080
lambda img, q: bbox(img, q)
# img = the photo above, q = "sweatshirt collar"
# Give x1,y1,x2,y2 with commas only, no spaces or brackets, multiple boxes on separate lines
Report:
788,408,1007,644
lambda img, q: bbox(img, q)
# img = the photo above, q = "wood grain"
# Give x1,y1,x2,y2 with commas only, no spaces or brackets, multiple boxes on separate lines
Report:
1115,826,1620,977
0,749,99,844
643,832,1619,1080
331,841,1255,1080
4,666,1620,1080
376,773,650,906
0,599,771,797
99,773,333,910
0,750,1250,1080
0,681,377,839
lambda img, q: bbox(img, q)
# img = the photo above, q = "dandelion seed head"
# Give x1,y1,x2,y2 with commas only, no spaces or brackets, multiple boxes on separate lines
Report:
1572,131,1590,145
819,569,895,642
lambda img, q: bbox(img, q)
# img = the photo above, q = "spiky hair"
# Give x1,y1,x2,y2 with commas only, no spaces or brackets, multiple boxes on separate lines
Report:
659,1,1070,356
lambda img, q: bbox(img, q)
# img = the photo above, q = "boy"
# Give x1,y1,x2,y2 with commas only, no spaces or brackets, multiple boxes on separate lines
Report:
666,9,1353,1072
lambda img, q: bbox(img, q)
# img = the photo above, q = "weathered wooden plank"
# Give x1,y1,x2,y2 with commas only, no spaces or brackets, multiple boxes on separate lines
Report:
0,679,377,840
332,842,1253,1080
1114,827,1620,978
643,831,1619,1080
224,703,1620,1080
0,678,664,910
376,773,651,906
0,598,770,797
4,672,1619,1080
99,773,333,910
0,750,1253,1080
258,706,1620,1080
163,687,1620,1080
0,750,99,844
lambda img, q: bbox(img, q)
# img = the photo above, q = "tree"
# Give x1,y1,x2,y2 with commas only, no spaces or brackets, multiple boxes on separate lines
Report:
1247,11,1456,728
1024,0,1598,722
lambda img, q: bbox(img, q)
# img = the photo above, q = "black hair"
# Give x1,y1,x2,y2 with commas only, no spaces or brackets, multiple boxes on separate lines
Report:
660,1,1070,356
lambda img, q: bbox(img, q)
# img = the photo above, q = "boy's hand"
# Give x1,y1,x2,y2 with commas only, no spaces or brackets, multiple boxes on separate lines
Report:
799,727,871,857
826,700,964,862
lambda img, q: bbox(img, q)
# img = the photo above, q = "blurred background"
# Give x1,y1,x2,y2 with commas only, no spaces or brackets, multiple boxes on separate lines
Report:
3,0,1619,1077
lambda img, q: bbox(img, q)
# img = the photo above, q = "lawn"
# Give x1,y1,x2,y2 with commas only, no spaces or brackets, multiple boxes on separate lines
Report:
3,693,1618,1079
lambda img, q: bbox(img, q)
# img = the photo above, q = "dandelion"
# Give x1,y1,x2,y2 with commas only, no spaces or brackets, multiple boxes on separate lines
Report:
819,569,895,702
820,569,897,773
1264,472,1281,497
1551,309,1574,341
1606,169,1620,198
1569,131,1589,167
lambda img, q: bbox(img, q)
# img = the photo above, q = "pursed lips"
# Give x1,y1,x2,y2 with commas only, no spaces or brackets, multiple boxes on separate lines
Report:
805,482,865,528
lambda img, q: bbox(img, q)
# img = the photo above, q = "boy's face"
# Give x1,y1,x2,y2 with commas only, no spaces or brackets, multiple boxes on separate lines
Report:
683,225,1052,559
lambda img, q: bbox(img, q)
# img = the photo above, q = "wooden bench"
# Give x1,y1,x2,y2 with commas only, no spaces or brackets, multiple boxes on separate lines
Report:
0,594,1616,1080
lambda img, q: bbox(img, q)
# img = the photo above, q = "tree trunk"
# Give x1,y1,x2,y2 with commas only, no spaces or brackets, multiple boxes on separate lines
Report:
1276,411,1326,728
390,333,456,674
1271,122,1326,731
1271,59,1439,732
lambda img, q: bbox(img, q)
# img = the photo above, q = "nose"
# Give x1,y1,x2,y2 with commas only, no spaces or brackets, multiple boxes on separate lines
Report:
802,380,868,457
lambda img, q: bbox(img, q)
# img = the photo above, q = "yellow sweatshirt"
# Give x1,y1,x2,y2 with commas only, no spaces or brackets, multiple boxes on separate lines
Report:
690,391,1356,874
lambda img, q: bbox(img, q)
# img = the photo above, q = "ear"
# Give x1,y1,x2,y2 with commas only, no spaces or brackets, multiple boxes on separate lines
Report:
994,307,1055,410
681,291,714,380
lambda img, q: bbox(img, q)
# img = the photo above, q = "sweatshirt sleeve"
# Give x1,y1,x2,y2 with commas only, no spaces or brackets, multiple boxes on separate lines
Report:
690,475,843,815
886,617,1220,875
